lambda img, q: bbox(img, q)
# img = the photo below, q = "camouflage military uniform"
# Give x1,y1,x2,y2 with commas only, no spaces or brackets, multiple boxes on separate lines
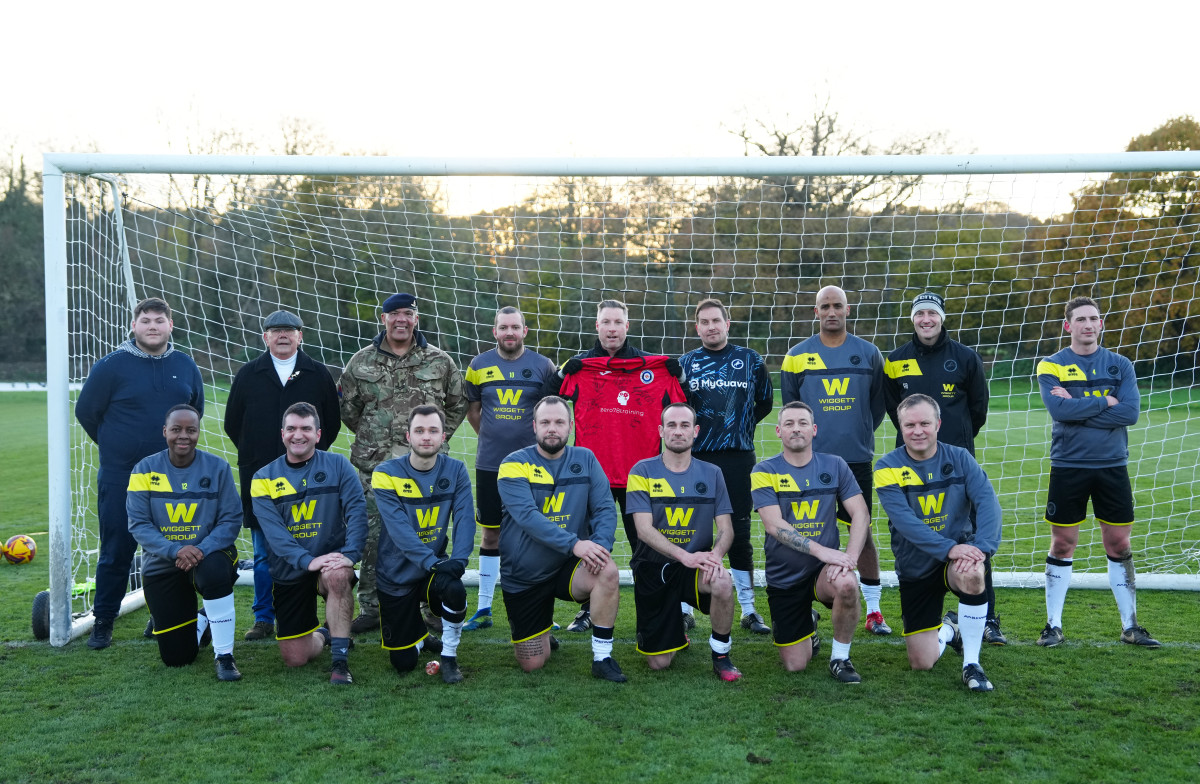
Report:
340,329,467,617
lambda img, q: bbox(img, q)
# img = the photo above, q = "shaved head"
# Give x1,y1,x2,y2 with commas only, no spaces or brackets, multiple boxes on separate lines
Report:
815,285,848,306
814,285,851,339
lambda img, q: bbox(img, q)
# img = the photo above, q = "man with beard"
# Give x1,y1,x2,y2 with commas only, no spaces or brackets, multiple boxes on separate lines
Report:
496,396,626,681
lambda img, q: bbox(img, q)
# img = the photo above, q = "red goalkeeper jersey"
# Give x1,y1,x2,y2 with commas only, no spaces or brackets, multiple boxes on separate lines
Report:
559,355,686,487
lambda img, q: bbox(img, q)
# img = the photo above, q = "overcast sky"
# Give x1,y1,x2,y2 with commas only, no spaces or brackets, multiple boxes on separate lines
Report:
5,1,1197,166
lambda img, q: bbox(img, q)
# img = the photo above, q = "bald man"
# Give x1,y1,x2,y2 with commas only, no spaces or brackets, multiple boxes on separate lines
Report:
780,286,891,635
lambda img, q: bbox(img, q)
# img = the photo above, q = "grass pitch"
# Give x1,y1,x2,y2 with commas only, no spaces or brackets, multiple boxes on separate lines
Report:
2,392,1198,783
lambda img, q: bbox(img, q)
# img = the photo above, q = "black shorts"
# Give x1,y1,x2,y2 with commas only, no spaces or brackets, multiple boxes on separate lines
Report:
273,570,359,640
695,450,755,571
379,575,442,651
143,551,238,636
1045,465,1135,527
633,561,713,656
837,461,873,524
898,564,957,636
476,469,502,529
502,558,583,643
766,576,828,647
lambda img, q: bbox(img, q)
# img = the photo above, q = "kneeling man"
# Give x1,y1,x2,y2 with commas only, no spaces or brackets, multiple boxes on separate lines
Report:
752,402,870,683
372,405,475,683
497,396,626,682
253,402,368,684
127,404,242,680
875,394,1002,692
628,403,741,680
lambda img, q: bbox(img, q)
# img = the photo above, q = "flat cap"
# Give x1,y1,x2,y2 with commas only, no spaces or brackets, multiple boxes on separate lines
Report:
263,310,303,330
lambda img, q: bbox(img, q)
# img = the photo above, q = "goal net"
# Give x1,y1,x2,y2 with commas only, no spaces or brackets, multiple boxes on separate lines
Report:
43,154,1200,645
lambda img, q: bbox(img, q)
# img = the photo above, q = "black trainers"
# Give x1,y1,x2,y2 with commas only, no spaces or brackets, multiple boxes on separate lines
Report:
829,658,862,684
567,608,593,632
330,660,353,685
1120,625,1161,648
349,613,379,635
942,611,963,655
740,612,771,634
810,633,821,660
1037,624,1064,648
591,656,628,682
712,653,743,682
983,617,1007,646
87,618,114,650
548,635,560,652
144,618,155,639
682,612,696,632
215,653,243,682
244,621,274,641
864,610,893,635
423,633,443,655
440,655,464,684
962,662,994,692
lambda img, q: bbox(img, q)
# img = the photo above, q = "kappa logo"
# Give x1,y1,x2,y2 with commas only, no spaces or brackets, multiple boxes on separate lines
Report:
617,391,630,406
640,370,654,384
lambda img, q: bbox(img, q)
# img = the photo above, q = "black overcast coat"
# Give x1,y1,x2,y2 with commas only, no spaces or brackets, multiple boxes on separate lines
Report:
223,349,341,529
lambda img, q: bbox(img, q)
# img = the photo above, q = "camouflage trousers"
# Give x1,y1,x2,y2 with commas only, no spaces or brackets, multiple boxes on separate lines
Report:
356,471,382,616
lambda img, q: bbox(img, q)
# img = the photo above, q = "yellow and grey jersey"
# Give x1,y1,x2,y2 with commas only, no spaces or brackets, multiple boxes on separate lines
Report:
126,449,242,578
464,348,558,471
751,452,860,588
874,442,1002,581
1036,346,1139,469
251,450,368,583
371,454,476,595
497,445,616,592
779,333,885,464
626,456,731,568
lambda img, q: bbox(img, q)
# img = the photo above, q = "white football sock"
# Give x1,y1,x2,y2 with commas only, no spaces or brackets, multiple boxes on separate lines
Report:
1045,558,1073,628
709,635,731,655
477,554,499,611
860,582,882,615
1108,556,1137,630
201,593,236,656
831,639,851,662
938,622,956,658
731,569,756,615
442,620,464,658
959,601,988,667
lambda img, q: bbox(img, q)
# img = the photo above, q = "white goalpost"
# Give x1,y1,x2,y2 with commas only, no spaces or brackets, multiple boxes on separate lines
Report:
42,152,1200,646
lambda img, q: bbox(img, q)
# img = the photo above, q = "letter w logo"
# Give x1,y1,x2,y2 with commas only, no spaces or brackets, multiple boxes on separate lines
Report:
821,378,849,396
543,493,565,514
497,388,523,405
416,507,440,528
290,500,317,522
918,493,945,515
664,507,694,527
790,500,820,520
165,503,197,523
943,383,955,393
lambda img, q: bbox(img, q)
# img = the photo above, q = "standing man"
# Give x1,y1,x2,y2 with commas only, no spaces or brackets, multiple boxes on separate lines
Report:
224,309,341,642
549,299,685,632
883,293,1004,644
751,402,871,683
371,406,476,683
127,405,242,680
780,285,892,635
75,297,204,650
461,306,557,631
875,394,1001,692
627,403,742,680
497,396,627,682
253,403,367,684
340,292,467,634
1035,296,1158,649
681,298,774,635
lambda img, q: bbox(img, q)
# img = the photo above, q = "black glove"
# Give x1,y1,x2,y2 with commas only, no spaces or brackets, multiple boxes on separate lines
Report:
665,357,683,378
562,358,584,376
430,558,466,580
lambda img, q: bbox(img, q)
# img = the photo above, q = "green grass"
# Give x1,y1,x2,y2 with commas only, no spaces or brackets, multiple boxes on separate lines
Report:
2,392,1199,782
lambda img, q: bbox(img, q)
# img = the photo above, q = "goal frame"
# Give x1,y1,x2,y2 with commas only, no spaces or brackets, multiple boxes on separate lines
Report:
42,151,1200,646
